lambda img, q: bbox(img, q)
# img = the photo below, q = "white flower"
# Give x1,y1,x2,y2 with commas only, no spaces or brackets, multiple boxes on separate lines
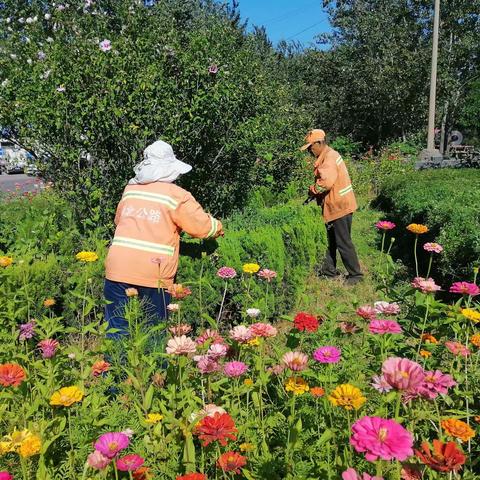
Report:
99,39,111,51
33,15,38,22
68,352,76,359
26,17,34,24
40,69,51,80
246,308,261,318
18,17,25,23
6,17,11,24
56,85,66,92
167,303,180,312
56,4,66,11
45,13,52,20
27,58,33,65
9,54,17,60
37,51,46,60
46,37,54,43
121,428,134,438
1,79,9,88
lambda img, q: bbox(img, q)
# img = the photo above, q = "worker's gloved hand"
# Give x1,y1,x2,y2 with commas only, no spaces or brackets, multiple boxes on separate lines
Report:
308,185,319,197
214,229,225,238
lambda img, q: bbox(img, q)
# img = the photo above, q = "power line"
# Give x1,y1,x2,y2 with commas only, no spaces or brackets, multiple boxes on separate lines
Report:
285,19,328,40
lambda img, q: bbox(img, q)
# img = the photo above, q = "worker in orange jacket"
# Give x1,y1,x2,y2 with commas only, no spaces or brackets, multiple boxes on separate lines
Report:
104,140,223,338
301,129,363,286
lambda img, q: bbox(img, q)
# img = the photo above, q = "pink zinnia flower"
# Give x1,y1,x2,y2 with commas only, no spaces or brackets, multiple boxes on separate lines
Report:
381,357,425,392
194,355,221,374
169,324,192,336
0,473,13,480
267,364,285,375
87,450,111,469
167,303,180,312
375,220,396,231
166,335,197,355
94,432,129,459
198,404,226,419
282,351,308,371
356,305,377,320
423,242,443,254
415,370,456,400
224,361,248,377
250,322,277,338
340,322,359,333
342,467,383,480
258,269,277,282
229,325,253,343
38,339,59,358
19,320,36,340
371,375,393,393
449,282,480,296
196,329,225,345
208,64,219,74
99,39,112,51
313,346,341,363
350,416,414,462
217,267,237,279
445,341,470,357
207,343,228,358
369,320,403,334
374,301,400,316
116,454,145,471
411,277,441,294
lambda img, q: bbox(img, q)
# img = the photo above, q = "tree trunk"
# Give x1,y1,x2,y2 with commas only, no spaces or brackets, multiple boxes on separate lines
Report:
440,99,449,155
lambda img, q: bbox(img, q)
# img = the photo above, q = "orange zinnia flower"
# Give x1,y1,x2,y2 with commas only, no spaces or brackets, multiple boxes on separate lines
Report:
310,387,325,397
415,439,466,472
0,363,26,387
407,223,429,234
194,412,237,447
217,451,247,474
419,350,432,358
421,333,438,344
168,284,192,300
441,419,475,442
92,360,111,377
43,298,56,308
471,334,480,347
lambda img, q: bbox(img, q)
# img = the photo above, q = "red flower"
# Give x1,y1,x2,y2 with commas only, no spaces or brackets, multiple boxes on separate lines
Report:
415,439,466,472
195,412,237,447
217,451,247,473
176,474,207,480
293,312,319,332
0,363,26,387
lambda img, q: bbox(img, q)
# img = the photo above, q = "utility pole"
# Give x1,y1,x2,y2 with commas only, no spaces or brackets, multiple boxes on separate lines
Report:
417,0,443,168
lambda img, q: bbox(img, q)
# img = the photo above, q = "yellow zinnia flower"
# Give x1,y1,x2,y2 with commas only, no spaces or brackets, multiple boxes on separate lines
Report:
0,441,14,455
285,376,309,396
0,256,13,267
5,429,32,452
419,350,432,358
406,223,429,235
328,384,366,410
243,263,260,274
43,298,56,308
75,251,99,262
239,443,255,452
50,386,84,407
462,308,480,324
247,337,261,347
19,434,41,458
145,413,163,424
243,378,254,387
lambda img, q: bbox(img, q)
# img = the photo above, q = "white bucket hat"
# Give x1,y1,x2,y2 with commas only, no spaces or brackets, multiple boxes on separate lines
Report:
128,140,192,185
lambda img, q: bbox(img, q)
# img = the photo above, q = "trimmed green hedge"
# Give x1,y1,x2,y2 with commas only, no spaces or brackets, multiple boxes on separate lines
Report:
0,192,326,324
376,169,480,278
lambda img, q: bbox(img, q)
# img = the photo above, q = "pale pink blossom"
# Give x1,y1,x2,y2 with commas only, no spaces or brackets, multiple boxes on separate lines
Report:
217,267,237,279
193,355,221,374
87,450,111,469
369,320,403,334
282,351,308,371
223,361,248,377
445,341,471,357
250,322,277,338
169,324,192,336
207,343,228,358
196,329,225,345
423,242,443,254
99,39,112,51
381,357,425,392
258,269,277,282
167,303,180,312
374,301,400,316
411,277,441,294
356,305,377,320
229,325,253,343
166,335,197,355
371,375,393,393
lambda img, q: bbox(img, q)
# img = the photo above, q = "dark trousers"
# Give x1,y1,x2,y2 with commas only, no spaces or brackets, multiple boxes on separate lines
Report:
104,279,170,339
320,213,363,278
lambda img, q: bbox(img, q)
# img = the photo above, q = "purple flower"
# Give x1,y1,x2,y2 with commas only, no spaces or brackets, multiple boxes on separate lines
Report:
371,375,393,393
217,267,237,280
224,361,248,378
99,39,112,52
208,64,219,74
38,339,59,358
19,320,36,341
313,346,341,364
368,320,403,334
94,432,129,458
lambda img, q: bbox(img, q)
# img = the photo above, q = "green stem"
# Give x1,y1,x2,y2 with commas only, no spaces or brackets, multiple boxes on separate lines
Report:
216,281,228,326
394,391,402,421
426,254,433,278
416,295,430,360
413,234,419,277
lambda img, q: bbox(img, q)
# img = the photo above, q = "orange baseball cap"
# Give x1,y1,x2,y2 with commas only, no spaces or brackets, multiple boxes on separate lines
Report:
300,129,326,151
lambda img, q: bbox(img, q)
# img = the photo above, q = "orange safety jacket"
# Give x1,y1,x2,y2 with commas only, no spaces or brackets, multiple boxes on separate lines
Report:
313,146,357,223
105,182,222,288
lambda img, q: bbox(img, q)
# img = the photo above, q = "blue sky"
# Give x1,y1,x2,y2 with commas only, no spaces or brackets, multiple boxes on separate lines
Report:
236,0,331,46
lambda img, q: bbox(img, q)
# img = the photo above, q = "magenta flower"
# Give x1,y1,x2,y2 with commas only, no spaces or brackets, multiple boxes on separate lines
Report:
375,220,396,231
229,325,253,343
356,305,377,320
445,341,471,357
423,242,443,253
116,454,145,471
0,473,13,480
166,335,197,355
250,322,277,338
258,269,277,282
99,39,112,52
19,320,36,341
416,370,456,400
449,282,480,296
217,267,237,279
381,357,425,392
87,450,111,469
313,346,341,364
371,375,393,393
350,416,414,462
193,355,221,374
342,468,383,480
94,432,129,459
223,361,248,377
368,320,402,334
38,339,59,358
411,277,441,294
208,64,219,74
282,351,309,371
373,301,400,316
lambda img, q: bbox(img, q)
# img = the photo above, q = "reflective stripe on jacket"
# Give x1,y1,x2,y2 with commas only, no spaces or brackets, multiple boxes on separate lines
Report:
105,182,222,288
314,146,357,223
